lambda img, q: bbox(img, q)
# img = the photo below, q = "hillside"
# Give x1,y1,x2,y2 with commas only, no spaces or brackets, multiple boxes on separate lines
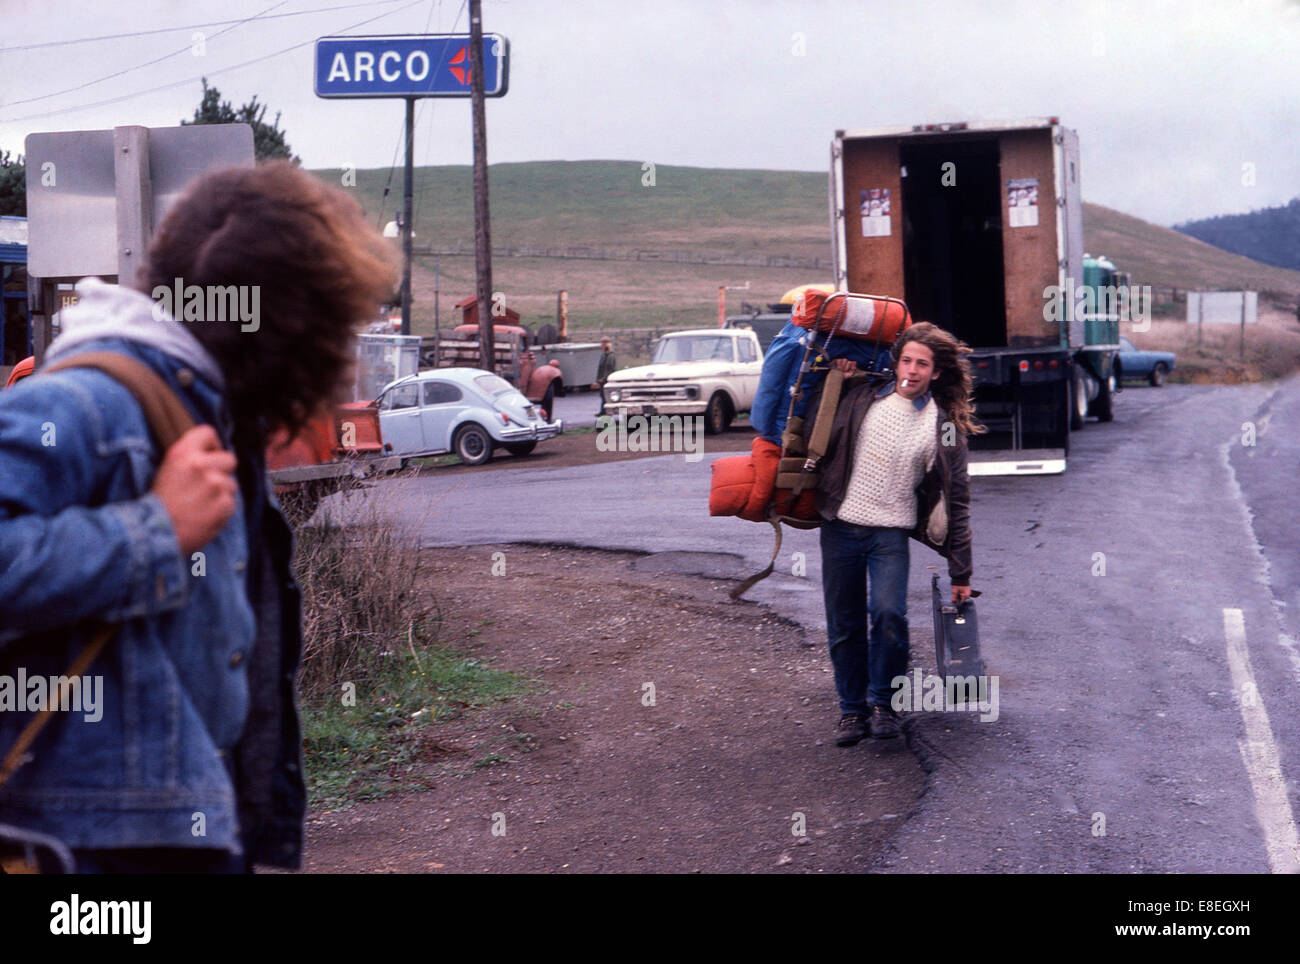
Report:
1082,202,1300,304
313,160,1300,333
1176,198,1300,273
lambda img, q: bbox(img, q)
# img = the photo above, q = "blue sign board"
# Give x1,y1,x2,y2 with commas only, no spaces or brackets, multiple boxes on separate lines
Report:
314,33,509,98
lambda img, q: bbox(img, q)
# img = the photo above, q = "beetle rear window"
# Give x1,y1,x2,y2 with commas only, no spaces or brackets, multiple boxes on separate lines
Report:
473,373,515,397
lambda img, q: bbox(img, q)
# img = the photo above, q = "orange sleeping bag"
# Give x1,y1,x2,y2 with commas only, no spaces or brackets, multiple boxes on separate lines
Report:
709,436,817,523
792,290,910,344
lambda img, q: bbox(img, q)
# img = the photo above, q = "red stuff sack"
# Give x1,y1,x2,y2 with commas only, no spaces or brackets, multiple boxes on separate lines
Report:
792,290,911,343
709,436,817,524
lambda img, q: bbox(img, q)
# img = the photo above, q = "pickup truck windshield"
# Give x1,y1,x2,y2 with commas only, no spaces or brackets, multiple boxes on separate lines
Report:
653,335,735,364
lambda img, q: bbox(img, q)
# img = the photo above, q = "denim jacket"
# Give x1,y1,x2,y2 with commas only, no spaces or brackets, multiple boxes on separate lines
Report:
0,280,305,867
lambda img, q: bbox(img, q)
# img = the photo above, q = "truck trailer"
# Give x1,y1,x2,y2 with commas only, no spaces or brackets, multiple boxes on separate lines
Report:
830,118,1120,474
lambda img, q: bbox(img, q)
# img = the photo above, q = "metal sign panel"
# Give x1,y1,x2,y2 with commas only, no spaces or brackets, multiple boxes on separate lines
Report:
23,124,254,279
314,34,509,98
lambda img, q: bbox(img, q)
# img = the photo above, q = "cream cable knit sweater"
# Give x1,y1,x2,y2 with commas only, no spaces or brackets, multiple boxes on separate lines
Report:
836,390,938,529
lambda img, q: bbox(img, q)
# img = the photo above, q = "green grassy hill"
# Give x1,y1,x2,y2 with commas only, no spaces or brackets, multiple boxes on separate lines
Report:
1082,202,1300,305
313,160,1300,334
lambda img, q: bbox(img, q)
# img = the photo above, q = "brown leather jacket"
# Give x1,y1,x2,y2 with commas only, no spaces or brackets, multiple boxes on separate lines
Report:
808,372,973,584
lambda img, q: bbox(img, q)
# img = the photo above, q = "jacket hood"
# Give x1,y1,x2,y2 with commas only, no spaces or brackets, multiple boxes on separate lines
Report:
44,277,225,391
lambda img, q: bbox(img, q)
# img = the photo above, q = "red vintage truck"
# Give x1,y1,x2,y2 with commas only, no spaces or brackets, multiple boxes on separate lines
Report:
265,401,402,520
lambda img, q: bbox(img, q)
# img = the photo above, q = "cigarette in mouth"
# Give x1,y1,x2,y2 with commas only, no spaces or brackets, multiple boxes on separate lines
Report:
901,378,911,387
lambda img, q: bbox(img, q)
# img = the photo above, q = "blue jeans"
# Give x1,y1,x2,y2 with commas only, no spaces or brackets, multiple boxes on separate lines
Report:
819,519,911,714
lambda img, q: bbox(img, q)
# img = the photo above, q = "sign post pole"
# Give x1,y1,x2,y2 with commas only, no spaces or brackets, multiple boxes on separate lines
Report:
113,126,153,286
402,97,415,337
1239,290,1246,361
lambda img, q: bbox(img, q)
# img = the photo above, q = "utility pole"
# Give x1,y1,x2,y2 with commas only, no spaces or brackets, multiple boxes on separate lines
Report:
470,0,493,371
1239,289,1246,361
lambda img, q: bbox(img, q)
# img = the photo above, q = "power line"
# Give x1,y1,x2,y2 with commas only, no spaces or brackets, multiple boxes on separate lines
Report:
414,0,459,225
0,0,406,53
4,1,290,108
377,0,441,226
0,0,427,124
378,0,468,228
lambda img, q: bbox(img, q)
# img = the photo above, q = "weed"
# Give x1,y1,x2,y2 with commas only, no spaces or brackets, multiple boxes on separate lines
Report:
300,624,529,809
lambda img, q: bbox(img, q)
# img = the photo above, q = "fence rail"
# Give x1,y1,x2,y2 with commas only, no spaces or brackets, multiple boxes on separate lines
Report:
411,242,832,271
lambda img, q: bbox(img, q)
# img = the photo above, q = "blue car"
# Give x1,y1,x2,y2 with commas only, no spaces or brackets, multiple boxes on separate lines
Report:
377,367,563,466
1118,336,1176,387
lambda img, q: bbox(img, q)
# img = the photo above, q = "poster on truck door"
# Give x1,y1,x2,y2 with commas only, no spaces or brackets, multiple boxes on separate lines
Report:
859,188,892,237
1007,177,1039,227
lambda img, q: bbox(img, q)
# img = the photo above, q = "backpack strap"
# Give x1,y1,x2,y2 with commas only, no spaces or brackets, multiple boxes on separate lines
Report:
0,352,198,793
0,623,116,790
40,351,197,449
804,366,845,470
777,367,845,495
729,521,783,601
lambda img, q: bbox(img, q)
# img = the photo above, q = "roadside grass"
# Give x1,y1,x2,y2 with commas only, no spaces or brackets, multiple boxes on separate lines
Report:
1125,308,1300,384
299,621,530,810
292,508,532,810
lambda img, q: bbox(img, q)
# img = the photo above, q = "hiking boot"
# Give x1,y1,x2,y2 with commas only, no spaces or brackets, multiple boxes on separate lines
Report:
835,713,869,746
870,705,902,740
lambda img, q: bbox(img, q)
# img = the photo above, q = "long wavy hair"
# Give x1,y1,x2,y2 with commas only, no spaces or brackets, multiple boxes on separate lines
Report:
138,161,397,450
891,322,986,436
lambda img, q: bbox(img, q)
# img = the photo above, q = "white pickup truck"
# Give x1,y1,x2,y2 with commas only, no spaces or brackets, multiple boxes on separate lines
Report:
601,328,764,434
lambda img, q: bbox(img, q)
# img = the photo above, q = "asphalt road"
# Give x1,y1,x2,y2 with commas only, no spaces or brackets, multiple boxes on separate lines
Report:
332,376,1300,873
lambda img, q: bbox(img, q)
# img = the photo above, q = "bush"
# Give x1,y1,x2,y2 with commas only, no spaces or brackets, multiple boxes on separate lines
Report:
291,510,433,701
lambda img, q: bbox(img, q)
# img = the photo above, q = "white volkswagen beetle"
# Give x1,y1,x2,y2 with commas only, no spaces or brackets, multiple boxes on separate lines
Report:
376,368,563,466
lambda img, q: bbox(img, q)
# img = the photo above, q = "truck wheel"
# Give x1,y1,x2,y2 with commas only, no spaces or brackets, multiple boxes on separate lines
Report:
705,393,733,435
505,441,537,456
454,424,494,465
1150,363,1168,387
1069,368,1088,431
1092,372,1114,422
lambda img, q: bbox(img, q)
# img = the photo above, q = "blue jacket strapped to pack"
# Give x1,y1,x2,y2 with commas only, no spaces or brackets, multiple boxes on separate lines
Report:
750,321,893,445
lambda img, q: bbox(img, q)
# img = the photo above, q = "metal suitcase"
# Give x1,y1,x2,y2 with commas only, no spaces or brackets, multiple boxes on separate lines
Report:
930,572,985,679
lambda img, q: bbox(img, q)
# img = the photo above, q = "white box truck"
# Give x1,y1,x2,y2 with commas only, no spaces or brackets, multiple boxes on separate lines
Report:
830,118,1121,474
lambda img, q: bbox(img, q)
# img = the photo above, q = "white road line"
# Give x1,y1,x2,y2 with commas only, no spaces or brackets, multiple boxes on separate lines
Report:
1222,607,1300,874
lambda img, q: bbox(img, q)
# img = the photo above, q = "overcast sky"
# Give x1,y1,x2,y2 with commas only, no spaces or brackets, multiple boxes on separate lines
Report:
2,0,1296,227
